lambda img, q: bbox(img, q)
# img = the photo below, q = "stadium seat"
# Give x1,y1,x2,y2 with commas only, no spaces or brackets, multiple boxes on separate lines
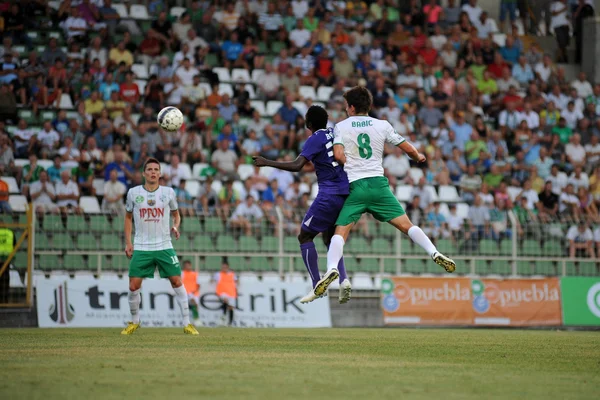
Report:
58,94,74,109
77,233,99,250
48,1,60,10
52,233,74,250
244,84,256,99
455,203,469,219
248,256,271,271
299,86,317,100
89,215,110,232
130,4,150,19
310,182,319,199
401,239,419,255
170,6,186,18
2,176,19,193
110,255,130,271
13,159,29,168
507,186,522,202
283,237,297,253
231,68,251,82
522,240,541,256
9,196,27,212
352,273,374,290
251,69,264,82
357,257,380,273
135,80,146,94
80,197,101,213
480,239,499,255
183,217,202,234
237,164,254,181
317,86,334,102
9,269,24,288
250,100,266,116
92,178,105,196
185,180,200,197
500,239,513,256
113,3,128,18
232,180,244,195
409,168,424,183
204,217,223,234
218,83,234,97
260,236,278,253
438,185,461,202
193,236,215,252
239,236,259,252
371,238,392,254
346,237,371,254
542,240,564,257
100,233,122,251
379,221,396,237
216,235,237,252
64,254,85,270
492,33,506,47
131,63,148,80
192,163,208,178
292,101,308,116
211,180,223,194
403,259,425,274
271,41,286,53
424,185,439,202
266,100,283,116
66,215,88,232
395,185,412,202
213,67,231,82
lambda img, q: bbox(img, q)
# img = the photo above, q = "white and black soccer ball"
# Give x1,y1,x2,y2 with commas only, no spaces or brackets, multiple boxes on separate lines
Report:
157,106,184,132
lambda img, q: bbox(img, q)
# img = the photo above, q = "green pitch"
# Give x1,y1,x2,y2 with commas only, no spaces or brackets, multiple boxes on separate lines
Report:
0,328,598,400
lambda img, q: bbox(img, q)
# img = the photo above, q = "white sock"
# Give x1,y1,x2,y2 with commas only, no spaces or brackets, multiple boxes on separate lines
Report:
173,285,191,326
326,235,345,272
408,226,438,257
128,289,141,324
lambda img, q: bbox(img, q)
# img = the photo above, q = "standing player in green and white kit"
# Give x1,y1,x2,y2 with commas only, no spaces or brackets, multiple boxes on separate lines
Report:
121,158,199,335
314,87,456,296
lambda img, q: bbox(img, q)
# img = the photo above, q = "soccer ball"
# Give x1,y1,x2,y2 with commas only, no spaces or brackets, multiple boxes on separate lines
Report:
157,106,184,132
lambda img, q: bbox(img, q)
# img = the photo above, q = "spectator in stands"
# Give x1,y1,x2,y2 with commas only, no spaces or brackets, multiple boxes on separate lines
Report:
104,147,132,186
0,134,14,176
467,194,490,240
46,155,63,184
211,139,239,179
174,179,194,217
30,170,57,214
55,170,82,215
163,154,191,188
229,195,263,236
567,221,596,258
460,164,482,204
383,146,411,186
0,176,10,213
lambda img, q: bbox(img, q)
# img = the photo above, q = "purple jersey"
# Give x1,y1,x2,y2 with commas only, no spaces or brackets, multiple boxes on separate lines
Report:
300,128,349,195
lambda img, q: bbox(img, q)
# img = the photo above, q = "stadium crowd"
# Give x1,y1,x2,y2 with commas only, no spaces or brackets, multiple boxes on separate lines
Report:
0,0,599,260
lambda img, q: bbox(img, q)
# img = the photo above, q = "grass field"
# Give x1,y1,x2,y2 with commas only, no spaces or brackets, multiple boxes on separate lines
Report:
0,328,598,400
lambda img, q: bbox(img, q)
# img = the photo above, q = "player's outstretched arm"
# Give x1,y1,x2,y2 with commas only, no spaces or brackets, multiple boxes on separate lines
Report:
252,155,308,172
398,141,426,163
333,144,346,165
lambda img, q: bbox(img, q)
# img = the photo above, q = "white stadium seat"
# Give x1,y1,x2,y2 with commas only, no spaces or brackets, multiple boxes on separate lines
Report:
170,6,186,18
2,176,19,194
424,185,439,202
199,83,212,95
231,68,251,82
213,67,231,82
179,163,193,179
9,270,24,288
9,195,27,212
438,185,461,202
438,202,450,218
299,182,310,195
13,159,29,168
250,100,266,116
311,182,318,199
507,186,522,202
258,166,275,179
131,63,148,80
92,178,105,196
192,163,208,178
292,101,308,116
80,196,101,214
317,86,334,102
351,273,374,290
59,93,74,109
232,180,244,195
218,83,234,97
237,164,254,181
211,180,223,194
113,3,128,18
408,168,424,183
251,69,265,82
456,203,470,219
135,80,146,94
244,84,256,99
299,85,317,100
395,185,412,202
130,4,150,20
185,180,200,197
266,100,282,116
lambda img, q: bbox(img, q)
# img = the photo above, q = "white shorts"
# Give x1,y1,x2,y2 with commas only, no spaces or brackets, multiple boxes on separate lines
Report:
220,294,236,304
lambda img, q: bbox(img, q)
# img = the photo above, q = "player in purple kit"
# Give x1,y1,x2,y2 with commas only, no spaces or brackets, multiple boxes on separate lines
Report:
253,105,352,304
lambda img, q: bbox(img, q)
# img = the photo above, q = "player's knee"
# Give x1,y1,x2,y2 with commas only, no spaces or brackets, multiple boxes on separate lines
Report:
298,229,316,244
129,282,141,292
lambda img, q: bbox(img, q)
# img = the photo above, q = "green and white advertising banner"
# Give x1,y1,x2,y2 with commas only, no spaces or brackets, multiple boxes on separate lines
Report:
561,277,600,326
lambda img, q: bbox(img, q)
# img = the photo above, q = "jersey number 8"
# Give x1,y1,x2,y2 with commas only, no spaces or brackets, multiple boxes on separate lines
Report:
357,133,372,159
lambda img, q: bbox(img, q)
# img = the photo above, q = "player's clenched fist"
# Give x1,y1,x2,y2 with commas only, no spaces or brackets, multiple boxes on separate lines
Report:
417,153,426,163
171,227,180,240
252,156,267,167
125,244,133,259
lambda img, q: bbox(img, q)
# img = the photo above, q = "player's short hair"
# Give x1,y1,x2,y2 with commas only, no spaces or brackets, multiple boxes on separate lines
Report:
305,105,328,131
143,157,161,171
343,86,372,114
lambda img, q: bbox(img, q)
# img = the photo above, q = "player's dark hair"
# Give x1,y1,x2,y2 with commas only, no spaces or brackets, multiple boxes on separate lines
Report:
305,105,328,131
143,157,161,171
343,86,373,114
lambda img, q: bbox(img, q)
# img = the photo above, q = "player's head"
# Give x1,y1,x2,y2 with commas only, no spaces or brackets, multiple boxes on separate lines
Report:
221,260,230,272
183,260,192,271
343,86,372,116
305,105,328,133
143,157,161,184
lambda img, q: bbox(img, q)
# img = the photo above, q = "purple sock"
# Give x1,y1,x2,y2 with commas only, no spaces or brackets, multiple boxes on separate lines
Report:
337,257,348,283
300,242,320,288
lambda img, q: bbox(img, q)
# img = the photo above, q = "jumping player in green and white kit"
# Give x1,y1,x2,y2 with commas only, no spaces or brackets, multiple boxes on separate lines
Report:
121,157,199,335
314,86,456,296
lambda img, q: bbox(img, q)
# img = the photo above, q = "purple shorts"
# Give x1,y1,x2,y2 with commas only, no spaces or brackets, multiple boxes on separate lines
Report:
301,193,347,234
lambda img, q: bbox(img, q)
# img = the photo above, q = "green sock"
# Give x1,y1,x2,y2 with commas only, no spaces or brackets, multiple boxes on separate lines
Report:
190,305,199,319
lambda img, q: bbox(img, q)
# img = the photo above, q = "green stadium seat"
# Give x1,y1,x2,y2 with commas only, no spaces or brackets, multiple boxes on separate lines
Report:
216,235,237,252
315,239,327,255
403,259,425,274
271,41,286,54
39,110,57,122
522,240,542,256
343,256,359,272
14,251,29,269
193,236,215,252
52,233,74,250
226,256,245,270
89,215,111,232
533,261,558,275
293,256,306,272
66,215,88,232
357,257,380,273
110,255,130,271
205,217,224,234
379,222,396,237
500,239,512,256
435,239,454,255
257,41,268,53
203,256,222,271
284,237,297,252
248,256,271,271
372,238,392,254
183,218,202,236
401,239,419,255
87,254,110,270
239,236,259,252
384,258,398,274
78,233,99,250
346,237,370,254
18,109,37,124
260,236,278,253
36,233,52,250
480,239,500,255
44,215,64,231
174,238,193,252
517,260,535,275
64,254,85,270
488,260,512,276
39,255,62,270
205,53,219,67
0,214,14,224
18,214,29,226
101,233,123,251
576,261,600,276
542,240,564,257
